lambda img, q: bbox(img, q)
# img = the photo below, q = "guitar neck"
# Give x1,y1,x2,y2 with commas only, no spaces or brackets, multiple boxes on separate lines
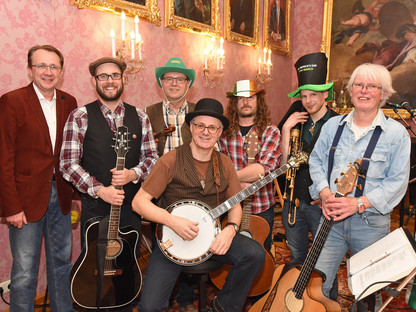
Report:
209,163,291,220
108,154,126,240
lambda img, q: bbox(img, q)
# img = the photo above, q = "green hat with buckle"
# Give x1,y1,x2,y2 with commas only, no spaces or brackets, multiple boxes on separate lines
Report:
155,57,195,88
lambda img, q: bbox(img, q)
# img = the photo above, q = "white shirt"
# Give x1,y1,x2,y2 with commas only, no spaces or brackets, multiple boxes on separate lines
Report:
33,84,57,152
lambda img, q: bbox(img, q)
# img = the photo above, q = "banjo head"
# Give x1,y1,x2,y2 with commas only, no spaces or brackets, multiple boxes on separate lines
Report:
157,199,217,266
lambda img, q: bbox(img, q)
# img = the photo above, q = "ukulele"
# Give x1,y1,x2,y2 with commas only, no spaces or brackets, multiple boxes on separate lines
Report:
210,129,275,296
250,160,362,312
70,125,142,309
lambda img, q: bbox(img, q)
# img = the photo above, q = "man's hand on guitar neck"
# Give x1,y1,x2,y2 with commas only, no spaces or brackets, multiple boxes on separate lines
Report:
97,185,125,206
110,168,138,186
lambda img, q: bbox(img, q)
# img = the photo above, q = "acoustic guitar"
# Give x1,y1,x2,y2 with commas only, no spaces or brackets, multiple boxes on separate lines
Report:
209,129,275,296
250,160,362,312
70,125,142,309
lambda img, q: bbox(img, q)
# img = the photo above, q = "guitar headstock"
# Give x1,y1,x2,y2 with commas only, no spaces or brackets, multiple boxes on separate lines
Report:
113,125,130,158
336,159,363,196
287,151,309,169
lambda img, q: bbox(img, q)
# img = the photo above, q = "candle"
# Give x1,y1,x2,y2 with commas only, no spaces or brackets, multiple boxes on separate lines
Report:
130,31,135,59
263,48,267,63
268,49,271,63
216,50,220,70
219,49,224,69
135,16,139,43
110,29,116,57
258,58,261,74
220,37,224,51
121,11,126,41
211,36,215,55
204,49,208,69
267,63,271,75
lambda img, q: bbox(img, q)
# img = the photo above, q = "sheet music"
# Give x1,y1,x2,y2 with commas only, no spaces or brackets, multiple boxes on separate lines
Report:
347,227,416,299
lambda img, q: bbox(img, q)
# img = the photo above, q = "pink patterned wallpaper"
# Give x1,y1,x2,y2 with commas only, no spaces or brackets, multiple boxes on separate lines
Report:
0,0,323,310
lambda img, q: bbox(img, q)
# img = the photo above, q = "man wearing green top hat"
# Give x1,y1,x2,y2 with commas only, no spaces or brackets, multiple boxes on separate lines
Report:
277,52,338,266
146,57,196,157
146,57,197,312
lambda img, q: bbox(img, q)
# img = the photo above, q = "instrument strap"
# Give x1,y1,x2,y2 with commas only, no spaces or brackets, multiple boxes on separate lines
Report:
212,151,221,205
328,115,385,196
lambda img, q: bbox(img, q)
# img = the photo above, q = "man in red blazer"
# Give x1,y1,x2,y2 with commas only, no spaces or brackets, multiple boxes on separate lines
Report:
0,45,77,312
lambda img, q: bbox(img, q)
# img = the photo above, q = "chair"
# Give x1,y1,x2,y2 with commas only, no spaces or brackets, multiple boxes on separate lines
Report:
181,260,224,312
274,178,284,209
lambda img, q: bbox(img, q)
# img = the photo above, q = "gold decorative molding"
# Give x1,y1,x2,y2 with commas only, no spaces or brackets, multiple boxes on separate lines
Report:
224,0,260,47
70,0,161,26
164,0,221,36
333,107,411,120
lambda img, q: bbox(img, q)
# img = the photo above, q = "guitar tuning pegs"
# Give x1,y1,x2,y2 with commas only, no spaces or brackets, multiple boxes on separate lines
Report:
340,170,346,176
335,178,339,184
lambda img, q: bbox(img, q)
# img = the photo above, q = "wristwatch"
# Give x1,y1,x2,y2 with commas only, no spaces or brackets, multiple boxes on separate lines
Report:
225,222,239,234
357,197,366,214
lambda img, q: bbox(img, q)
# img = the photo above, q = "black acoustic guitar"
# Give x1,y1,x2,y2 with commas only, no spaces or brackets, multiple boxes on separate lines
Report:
70,125,142,309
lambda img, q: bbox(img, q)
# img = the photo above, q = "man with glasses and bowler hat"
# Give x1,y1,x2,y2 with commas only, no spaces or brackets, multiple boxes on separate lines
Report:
0,44,77,312
132,98,265,312
59,56,158,312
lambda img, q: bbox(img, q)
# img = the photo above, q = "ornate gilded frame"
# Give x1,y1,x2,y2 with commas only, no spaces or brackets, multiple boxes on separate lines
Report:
263,0,291,56
165,0,221,36
224,0,260,47
70,0,161,26
320,0,410,119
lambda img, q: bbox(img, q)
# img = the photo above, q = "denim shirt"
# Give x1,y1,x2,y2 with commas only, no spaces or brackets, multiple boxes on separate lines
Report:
309,109,411,215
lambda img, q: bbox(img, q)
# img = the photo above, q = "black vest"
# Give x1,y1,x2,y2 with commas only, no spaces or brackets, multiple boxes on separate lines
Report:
82,101,142,206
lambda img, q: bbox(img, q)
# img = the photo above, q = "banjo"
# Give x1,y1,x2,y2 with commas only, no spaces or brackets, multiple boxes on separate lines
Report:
156,151,309,266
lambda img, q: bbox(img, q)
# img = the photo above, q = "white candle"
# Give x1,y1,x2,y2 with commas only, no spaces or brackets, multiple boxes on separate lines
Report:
267,63,271,75
204,49,208,69
220,37,224,50
268,49,271,63
263,48,267,63
258,58,261,74
219,49,224,69
130,31,135,59
121,11,126,41
110,29,116,57
135,16,139,43
211,36,215,55
216,50,220,70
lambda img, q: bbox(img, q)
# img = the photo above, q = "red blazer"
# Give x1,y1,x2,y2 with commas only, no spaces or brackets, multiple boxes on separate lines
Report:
0,83,77,222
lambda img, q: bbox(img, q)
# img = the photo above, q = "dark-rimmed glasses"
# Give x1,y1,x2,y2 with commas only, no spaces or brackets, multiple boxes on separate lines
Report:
95,73,123,81
161,77,189,84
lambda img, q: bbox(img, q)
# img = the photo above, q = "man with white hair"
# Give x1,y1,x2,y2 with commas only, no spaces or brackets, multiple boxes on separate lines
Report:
309,63,411,311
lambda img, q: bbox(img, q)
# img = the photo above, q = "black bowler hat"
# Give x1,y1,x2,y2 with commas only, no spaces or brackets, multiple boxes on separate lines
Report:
288,52,334,101
185,98,229,130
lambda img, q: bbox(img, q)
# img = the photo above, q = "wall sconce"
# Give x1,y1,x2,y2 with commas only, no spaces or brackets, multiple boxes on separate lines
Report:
256,48,272,87
110,12,145,83
203,37,225,88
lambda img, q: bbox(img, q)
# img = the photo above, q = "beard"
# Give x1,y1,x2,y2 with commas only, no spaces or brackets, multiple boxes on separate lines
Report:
96,83,124,101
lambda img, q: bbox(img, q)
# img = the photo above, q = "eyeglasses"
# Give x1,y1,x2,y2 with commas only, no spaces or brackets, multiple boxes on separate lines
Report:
192,122,222,134
161,77,189,84
32,64,61,72
95,73,123,81
352,83,382,92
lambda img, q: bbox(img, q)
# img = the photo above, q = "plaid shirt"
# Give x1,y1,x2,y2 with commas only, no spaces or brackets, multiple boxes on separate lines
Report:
162,99,188,154
219,125,281,214
59,100,158,198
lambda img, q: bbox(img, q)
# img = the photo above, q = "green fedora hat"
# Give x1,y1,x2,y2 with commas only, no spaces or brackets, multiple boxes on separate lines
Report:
155,57,195,88
288,52,334,102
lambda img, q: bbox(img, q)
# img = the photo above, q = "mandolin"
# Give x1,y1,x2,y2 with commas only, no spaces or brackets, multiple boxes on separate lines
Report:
249,160,362,312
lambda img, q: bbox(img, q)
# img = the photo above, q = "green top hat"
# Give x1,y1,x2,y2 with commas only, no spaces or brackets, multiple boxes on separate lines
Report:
288,52,334,102
155,57,195,87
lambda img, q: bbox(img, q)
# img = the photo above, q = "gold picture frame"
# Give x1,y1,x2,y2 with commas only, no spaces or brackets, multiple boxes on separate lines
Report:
165,0,221,36
224,0,260,47
70,0,161,26
263,0,291,56
321,0,411,119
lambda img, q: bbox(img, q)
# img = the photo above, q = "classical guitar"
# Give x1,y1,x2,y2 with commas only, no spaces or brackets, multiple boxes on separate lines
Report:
249,160,362,312
156,151,308,266
209,129,275,296
70,125,142,309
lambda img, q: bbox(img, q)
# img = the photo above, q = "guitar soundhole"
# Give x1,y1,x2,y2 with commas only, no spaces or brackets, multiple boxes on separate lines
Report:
284,290,304,312
106,239,121,258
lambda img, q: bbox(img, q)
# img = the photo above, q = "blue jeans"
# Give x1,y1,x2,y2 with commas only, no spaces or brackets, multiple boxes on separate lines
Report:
282,199,322,264
139,233,265,312
314,211,390,299
9,181,74,312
